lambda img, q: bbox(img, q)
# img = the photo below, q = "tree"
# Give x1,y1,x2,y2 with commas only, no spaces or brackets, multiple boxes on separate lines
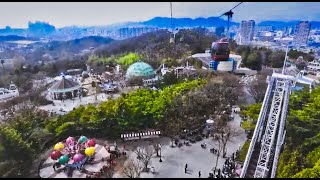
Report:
121,159,143,178
127,77,143,86
212,116,242,169
134,145,155,172
246,51,262,70
151,139,161,157
296,61,308,70
247,74,268,103
269,51,285,68
1,59,4,69
157,71,178,88
239,103,262,136
91,81,96,87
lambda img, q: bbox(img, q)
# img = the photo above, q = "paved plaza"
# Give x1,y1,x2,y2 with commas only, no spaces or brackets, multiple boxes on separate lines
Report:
113,109,247,178
38,92,120,115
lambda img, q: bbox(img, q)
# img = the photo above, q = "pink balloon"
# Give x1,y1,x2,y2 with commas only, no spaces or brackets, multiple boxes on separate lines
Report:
73,153,84,162
87,139,96,147
66,136,75,145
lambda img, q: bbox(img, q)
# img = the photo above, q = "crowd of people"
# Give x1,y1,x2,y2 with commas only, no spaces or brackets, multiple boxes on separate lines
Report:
208,150,240,178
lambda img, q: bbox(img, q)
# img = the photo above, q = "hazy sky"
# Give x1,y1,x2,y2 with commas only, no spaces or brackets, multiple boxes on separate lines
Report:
1,2,320,28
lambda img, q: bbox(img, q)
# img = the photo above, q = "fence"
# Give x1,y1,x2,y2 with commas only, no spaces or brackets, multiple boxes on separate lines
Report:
120,130,161,141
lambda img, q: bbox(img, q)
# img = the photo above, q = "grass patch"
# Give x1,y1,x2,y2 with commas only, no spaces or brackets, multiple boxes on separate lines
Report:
239,140,250,162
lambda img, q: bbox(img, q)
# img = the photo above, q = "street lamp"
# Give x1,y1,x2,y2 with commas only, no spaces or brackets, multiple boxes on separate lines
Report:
159,144,163,162
171,138,175,148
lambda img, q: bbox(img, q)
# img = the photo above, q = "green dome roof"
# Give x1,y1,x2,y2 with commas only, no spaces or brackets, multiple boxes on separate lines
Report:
126,62,155,79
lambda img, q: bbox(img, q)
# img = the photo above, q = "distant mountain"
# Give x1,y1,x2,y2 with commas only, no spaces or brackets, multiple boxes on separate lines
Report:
0,35,38,42
43,36,115,53
24,36,115,62
140,16,239,28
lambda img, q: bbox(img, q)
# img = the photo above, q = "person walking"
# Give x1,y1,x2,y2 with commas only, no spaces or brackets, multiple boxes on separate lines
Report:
198,171,201,178
185,163,188,173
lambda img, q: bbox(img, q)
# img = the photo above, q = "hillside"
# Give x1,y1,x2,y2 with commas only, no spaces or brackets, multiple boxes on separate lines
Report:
24,36,114,62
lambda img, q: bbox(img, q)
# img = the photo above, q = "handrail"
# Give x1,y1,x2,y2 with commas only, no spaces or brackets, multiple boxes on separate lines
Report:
271,81,290,178
240,76,274,178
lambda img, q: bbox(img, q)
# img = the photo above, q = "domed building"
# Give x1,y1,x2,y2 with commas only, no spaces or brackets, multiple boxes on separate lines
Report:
125,62,155,80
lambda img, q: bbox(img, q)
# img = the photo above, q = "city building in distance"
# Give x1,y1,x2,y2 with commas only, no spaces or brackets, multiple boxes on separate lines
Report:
239,20,255,45
294,21,311,46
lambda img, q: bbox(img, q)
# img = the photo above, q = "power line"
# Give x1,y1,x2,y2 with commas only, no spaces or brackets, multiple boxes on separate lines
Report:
218,2,243,18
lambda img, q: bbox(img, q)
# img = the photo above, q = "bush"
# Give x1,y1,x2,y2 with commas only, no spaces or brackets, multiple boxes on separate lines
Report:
239,140,250,162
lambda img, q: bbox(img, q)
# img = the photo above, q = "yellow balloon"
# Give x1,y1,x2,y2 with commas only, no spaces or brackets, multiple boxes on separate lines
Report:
85,147,95,156
54,142,65,150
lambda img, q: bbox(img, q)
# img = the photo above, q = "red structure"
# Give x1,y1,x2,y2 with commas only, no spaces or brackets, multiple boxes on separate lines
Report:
211,38,230,61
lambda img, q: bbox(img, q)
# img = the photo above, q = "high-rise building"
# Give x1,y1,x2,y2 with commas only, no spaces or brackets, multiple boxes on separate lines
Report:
294,21,311,46
239,20,255,45
118,27,157,40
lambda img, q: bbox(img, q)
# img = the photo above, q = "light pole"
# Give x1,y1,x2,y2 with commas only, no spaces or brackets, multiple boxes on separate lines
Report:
282,41,292,75
171,138,174,148
159,144,163,162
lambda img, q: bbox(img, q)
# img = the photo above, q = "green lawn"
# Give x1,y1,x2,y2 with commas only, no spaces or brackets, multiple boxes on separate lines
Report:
239,140,250,162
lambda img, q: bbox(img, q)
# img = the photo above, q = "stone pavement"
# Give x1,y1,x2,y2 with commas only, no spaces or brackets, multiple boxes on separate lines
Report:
114,108,247,178
38,92,120,115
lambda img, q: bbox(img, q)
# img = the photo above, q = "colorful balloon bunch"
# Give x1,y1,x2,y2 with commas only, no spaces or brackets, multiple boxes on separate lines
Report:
50,136,96,165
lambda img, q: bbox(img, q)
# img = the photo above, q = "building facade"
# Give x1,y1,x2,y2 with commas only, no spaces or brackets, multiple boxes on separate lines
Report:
239,20,255,45
118,27,157,40
294,21,311,46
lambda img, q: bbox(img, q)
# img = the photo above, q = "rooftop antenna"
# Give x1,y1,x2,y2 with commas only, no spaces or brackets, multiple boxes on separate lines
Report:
219,2,243,40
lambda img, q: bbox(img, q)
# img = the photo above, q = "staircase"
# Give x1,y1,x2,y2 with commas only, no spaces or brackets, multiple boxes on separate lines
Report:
244,146,260,178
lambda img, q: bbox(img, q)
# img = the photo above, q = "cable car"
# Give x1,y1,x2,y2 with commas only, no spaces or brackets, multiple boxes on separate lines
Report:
211,38,230,61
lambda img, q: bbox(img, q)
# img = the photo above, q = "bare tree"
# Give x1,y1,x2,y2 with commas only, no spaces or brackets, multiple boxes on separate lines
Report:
212,115,242,170
134,145,155,172
247,74,268,103
121,159,143,178
151,139,161,157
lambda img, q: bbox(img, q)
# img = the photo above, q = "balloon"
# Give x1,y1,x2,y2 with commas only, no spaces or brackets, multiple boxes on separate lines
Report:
87,139,96,147
73,153,84,162
78,136,87,144
54,142,65,150
85,147,95,157
50,151,62,160
66,136,75,145
58,155,69,165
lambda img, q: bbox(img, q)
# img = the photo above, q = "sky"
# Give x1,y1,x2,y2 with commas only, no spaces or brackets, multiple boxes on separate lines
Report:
0,2,320,28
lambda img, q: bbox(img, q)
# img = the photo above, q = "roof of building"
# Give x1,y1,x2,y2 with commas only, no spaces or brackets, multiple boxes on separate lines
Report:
48,76,81,93
125,62,155,79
